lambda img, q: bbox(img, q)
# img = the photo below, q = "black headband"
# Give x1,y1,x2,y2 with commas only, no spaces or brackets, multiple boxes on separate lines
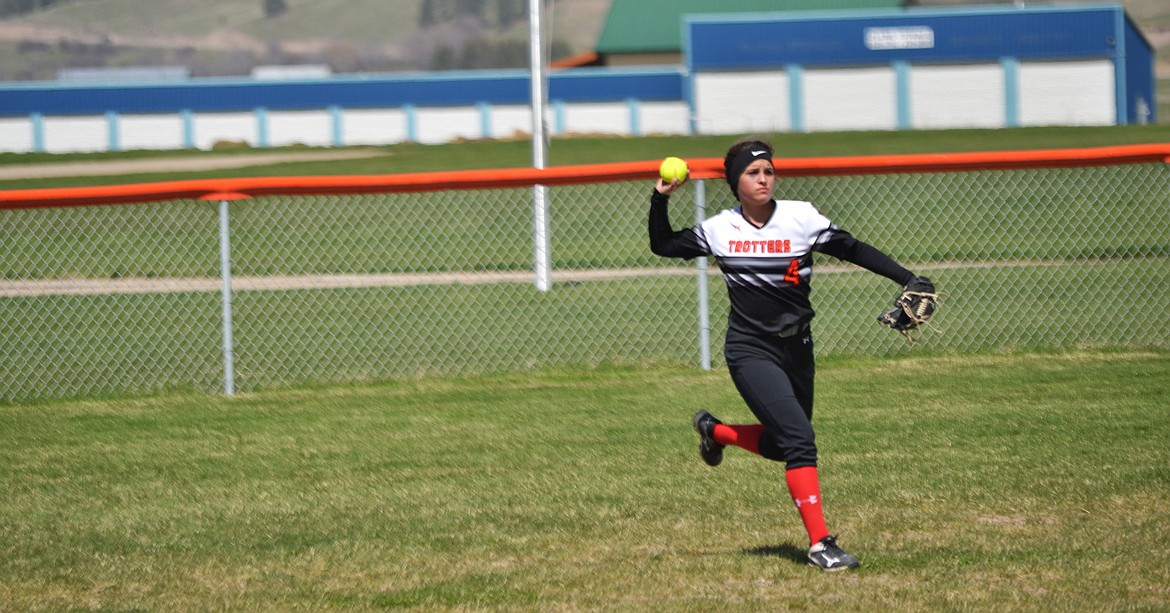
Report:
727,146,774,198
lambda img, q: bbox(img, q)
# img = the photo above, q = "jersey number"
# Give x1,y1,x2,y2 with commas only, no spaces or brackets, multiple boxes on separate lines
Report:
783,259,801,286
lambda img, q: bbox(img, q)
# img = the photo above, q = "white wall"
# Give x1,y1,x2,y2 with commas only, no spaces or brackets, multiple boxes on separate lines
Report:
558,102,628,136
341,109,409,146
1018,60,1115,127
694,71,789,134
195,113,257,149
43,116,107,153
637,101,690,136
267,110,333,148
415,107,481,145
0,117,33,153
120,114,186,151
910,64,1005,130
0,58,1122,154
693,58,1118,135
803,66,897,132
486,105,533,140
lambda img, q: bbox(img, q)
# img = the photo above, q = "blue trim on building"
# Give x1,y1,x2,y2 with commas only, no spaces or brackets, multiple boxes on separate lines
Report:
403,104,418,142
477,101,492,138
1111,8,1127,125
686,5,1130,69
894,61,911,130
553,99,566,135
548,67,685,103
682,22,698,135
0,4,1149,137
682,4,1149,132
328,105,343,146
255,107,268,147
181,109,195,149
626,98,640,136
0,68,686,117
31,112,44,152
106,111,120,152
1123,12,1156,124
1002,57,1019,128
786,65,804,133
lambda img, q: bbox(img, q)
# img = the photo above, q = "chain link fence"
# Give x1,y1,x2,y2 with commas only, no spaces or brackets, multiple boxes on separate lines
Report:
2,155,1168,402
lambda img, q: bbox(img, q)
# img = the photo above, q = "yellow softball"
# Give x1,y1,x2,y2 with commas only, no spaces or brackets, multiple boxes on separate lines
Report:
659,156,689,183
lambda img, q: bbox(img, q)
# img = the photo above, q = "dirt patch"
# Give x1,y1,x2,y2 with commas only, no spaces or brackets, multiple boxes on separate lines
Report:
0,268,704,298
0,259,1075,298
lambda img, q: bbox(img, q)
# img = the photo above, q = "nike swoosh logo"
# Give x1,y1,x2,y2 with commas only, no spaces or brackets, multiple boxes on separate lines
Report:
751,150,766,156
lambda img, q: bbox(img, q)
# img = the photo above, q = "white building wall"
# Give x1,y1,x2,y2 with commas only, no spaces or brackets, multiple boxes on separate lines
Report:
341,109,409,146
1018,60,1115,127
910,64,1005,129
0,56,1127,155
486,105,532,140
120,115,185,151
694,71,788,135
637,101,690,136
415,107,481,144
0,117,33,153
195,113,258,149
803,66,897,132
560,102,628,136
43,116,107,153
267,110,333,147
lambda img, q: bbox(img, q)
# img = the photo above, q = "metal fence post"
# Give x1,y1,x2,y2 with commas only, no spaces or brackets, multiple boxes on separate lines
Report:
694,179,711,370
529,0,552,292
219,200,236,396
532,185,552,291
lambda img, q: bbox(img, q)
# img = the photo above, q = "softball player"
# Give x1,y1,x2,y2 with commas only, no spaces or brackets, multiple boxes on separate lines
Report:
649,139,930,571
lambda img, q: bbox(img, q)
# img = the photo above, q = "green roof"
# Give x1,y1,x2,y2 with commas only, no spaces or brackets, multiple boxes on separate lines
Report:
596,0,907,54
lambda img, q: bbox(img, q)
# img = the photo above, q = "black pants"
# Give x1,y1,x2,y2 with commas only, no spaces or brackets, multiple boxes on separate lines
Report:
724,327,818,469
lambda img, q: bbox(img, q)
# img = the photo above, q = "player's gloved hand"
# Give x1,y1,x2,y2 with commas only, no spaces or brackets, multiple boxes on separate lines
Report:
906,275,935,295
878,275,939,343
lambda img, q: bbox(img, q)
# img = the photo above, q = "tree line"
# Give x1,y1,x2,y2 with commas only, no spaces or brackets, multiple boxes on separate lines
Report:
419,0,540,30
1,0,288,17
1,0,573,78
420,0,567,71
0,0,66,17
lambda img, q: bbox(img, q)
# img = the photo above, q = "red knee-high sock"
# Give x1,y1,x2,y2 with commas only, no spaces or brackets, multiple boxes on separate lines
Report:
711,423,764,455
785,466,830,546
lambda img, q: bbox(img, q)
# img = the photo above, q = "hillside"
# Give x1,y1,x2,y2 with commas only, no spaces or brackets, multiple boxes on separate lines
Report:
0,0,1164,82
0,0,613,80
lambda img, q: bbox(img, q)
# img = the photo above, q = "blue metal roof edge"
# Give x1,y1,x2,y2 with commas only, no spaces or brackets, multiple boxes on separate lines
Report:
549,65,685,79
0,66,689,115
0,68,537,92
1119,7,1154,51
683,2,1128,26
0,65,689,92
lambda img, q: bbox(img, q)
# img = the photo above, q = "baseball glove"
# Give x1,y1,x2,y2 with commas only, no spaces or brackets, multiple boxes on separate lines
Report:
877,276,938,344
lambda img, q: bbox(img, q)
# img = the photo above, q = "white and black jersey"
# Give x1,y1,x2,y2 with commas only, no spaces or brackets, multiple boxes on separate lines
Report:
649,190,914,337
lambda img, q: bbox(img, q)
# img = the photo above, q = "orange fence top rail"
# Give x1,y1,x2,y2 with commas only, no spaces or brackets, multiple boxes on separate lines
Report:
3,143,1169,210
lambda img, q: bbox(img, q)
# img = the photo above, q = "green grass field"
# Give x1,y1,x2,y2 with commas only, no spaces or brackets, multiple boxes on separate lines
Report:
2,126,1168,608
1,350,1167,610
